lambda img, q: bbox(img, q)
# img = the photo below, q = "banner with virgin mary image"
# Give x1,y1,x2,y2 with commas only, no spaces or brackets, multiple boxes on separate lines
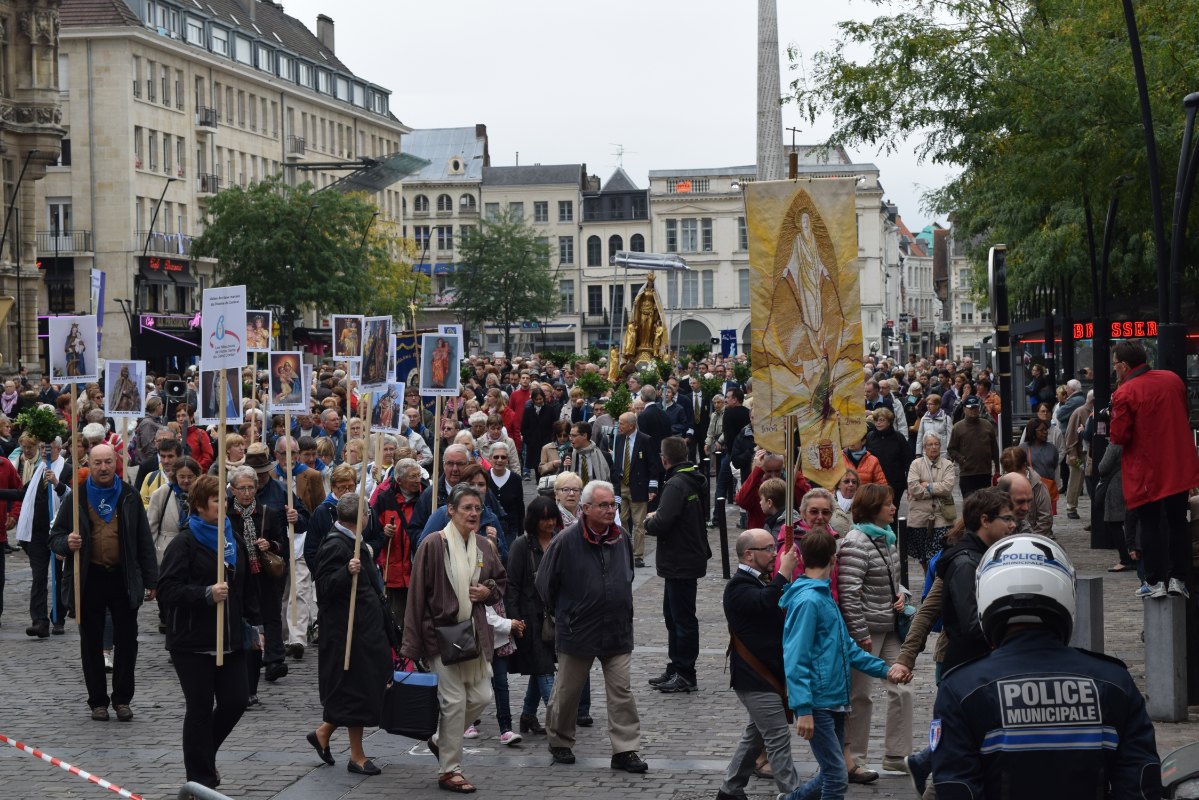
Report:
746,178,865,489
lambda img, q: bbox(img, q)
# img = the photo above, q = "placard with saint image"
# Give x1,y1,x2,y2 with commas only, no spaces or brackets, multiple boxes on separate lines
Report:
104,360,146,418
332,314,363,360
48,315,99,382
371,383,403,432
418,332,461,396
246,310,272,352
359,316,392,391
197,366,242,425
268,352,306,413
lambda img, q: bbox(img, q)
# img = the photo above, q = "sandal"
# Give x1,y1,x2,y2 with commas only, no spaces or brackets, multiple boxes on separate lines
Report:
438,772,477,793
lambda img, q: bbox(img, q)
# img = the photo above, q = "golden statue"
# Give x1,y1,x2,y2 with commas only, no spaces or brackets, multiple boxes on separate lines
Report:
621,272,669,365
608,346,622,383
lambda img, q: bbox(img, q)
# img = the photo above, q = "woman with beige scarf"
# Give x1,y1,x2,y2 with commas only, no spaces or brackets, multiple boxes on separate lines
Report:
401,484,507,795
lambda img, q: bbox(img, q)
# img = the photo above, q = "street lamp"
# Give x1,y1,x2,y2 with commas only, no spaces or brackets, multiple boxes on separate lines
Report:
142,176,180,259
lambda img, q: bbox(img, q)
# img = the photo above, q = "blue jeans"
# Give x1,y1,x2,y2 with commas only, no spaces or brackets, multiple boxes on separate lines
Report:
784,709,847,800
522,673,589,717
491,655,513,732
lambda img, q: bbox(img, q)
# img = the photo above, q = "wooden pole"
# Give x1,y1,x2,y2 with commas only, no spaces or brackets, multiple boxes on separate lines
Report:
285,410,296,630
215,369,228,666
430,395,442,513
376,432,389,583
783,419,795,552
70,382,80,627
344,387,372,671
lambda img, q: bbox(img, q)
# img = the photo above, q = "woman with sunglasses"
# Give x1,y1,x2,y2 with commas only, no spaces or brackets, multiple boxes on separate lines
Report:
504,496,562,735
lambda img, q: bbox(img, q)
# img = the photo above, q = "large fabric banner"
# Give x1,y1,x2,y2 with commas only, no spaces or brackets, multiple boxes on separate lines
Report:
747,179,865,489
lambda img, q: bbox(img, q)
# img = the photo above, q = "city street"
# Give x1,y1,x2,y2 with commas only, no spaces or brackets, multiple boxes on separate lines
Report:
0,494,1195,800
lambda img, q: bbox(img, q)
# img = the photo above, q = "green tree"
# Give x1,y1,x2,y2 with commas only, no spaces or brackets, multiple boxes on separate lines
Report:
788,0,1199,299
192,176,427,333
451,208,558,358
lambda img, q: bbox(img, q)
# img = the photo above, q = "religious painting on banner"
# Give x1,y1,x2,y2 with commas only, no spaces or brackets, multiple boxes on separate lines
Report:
371,383,403,432
746,179,865,489
48,315,99,382
104,360,146,418
332,315,364,361
359,316,392,392
268,352,306,413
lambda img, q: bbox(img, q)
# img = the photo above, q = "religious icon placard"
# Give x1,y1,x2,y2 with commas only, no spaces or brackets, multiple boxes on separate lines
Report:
201,286,247,369
246,310,272,352
418,332,460,397
197,366,242,425
332,315,364,361
268,351,306,413
359,316,392,392
104,360,146,418
49,315,99,383
371,383,403,433
746,178,864,489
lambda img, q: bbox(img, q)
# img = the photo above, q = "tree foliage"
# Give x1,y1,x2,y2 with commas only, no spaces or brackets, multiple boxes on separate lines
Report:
193,176,427,323
787,0,1199,300
451,208,558,357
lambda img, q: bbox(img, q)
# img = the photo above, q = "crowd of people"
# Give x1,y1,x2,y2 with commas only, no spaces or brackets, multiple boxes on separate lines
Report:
0,340,1190,798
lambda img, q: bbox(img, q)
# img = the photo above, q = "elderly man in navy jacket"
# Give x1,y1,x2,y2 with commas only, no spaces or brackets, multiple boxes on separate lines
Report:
716,528,800,800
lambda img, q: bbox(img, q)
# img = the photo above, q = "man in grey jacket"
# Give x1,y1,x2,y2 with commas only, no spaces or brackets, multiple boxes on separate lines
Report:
536,480,648,774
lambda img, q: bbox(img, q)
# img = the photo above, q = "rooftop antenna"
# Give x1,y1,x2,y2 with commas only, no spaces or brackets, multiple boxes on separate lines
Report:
610,143,636,168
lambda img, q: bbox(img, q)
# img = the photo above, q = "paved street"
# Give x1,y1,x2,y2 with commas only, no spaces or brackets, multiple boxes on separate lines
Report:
0,489,1195,800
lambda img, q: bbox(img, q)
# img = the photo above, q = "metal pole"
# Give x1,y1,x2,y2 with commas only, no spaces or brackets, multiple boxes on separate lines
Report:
989,246,1013,450
715,495,730,579
142,176,179,259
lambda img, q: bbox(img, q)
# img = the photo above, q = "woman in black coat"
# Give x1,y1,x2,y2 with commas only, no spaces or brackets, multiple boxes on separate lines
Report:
307,492,395,777
866,407,913,508
504,496,561,734
227,465,289,701
157,475,261,790
519,387,557,478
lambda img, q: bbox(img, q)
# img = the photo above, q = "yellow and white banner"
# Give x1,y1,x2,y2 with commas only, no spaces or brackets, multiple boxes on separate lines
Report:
747,179,865,489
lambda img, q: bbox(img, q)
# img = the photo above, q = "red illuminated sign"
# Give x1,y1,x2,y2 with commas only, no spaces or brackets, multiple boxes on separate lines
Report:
147,256,186,272
1072,321,1158,339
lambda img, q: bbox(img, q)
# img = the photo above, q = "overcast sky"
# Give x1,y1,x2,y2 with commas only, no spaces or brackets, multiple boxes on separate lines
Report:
283,0,953,230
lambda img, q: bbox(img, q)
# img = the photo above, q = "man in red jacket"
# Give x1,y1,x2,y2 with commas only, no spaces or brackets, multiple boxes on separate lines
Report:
735,449,811,530
1109,341,1199,599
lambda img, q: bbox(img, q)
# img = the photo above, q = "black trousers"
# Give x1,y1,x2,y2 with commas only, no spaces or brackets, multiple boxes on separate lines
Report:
173,650,249,788
80,567,139,709
22,535,65,624
1134,491,1191,585
663,577,699,683
252,572,285,665
959,474,992,499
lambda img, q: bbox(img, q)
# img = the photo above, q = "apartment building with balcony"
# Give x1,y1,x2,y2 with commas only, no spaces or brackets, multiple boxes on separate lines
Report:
398,124,488,330
47,0,408,367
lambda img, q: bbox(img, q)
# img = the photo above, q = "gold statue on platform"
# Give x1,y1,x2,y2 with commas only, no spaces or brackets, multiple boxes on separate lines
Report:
620,272,669,366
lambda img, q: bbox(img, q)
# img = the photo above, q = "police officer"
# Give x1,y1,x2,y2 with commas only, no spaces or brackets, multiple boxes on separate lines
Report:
930,534,1161,799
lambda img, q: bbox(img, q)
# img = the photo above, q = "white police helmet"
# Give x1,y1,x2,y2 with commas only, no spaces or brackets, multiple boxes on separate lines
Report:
976,534,1076,645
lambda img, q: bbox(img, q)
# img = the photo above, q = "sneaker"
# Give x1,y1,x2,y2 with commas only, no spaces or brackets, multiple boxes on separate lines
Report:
549,746,576,764
90,706,109,721
654,674,697,693
463,724,479,739
1168,578,1191,599
1146,582,1168,599
103,649,114,672
610,750,649,773
905,754,930,795
114,704,133,722
499,730,522,746
647,669,675,687
1135,582,1152,598
881,755,909,773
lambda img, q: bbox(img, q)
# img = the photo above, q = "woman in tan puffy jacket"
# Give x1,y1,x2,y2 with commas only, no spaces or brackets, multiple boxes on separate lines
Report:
906,433,959,568
836,483,912,783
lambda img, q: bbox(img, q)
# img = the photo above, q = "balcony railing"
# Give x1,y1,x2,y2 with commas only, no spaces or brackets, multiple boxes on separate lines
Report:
36,230,93,253
135,230,195,256
196,173,220,194
286,135,306,157
196,106,218,129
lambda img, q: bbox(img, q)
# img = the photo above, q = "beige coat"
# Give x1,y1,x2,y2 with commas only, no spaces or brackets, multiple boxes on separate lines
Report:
907,455,958,528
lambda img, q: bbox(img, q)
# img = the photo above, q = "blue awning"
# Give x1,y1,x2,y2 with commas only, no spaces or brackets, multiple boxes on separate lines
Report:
412,262,458,275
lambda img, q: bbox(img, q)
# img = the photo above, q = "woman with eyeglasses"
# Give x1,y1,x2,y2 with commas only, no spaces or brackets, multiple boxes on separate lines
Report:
830,469,859,536
553,471,584,527
227,465,288,707
505,496,562,735
538,419,573,480
836,482,912,785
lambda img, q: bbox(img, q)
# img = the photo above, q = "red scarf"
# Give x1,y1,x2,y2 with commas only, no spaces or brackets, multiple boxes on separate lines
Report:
582,521,621,546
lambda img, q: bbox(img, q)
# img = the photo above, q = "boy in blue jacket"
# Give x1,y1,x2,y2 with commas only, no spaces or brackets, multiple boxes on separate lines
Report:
779,530,894,800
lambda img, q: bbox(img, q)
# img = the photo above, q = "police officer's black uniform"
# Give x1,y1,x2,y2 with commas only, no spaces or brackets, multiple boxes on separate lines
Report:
931,627,1161,799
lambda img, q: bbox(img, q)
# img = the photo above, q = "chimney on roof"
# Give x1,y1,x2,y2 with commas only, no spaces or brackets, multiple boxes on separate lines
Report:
316,14,334,53
249,0,255,23
475,124,490,167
